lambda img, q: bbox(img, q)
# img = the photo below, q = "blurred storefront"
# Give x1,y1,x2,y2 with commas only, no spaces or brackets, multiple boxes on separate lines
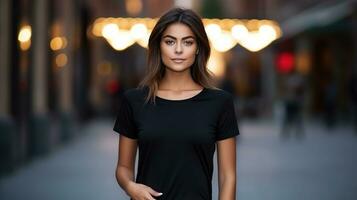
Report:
272,0,357,127
1,0,356,176
1,0,79,175
0,0,179,176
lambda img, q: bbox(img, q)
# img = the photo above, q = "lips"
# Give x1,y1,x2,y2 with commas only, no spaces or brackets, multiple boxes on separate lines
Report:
171,58,186,63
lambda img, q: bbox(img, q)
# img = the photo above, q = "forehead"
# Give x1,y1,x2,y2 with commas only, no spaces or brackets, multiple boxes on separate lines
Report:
162,22,195,39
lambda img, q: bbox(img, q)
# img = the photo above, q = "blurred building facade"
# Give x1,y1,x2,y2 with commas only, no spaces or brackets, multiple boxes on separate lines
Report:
208,0,357,122
0,0,182,176
269,0,357,125
1,0,357,176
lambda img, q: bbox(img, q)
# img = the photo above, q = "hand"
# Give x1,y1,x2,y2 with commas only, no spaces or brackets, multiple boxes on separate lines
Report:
126,181,163,200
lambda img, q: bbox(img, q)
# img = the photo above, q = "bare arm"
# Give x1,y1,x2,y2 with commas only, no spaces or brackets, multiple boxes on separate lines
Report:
217,137,237,200
116,134,138,194
115,135,163,200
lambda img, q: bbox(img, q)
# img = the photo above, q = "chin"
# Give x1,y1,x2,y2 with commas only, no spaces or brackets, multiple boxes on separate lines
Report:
165,65,191,72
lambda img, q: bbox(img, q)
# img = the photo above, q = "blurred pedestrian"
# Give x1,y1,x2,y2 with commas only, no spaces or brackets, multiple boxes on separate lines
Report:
348,73,357,133
323,79,337,130
280,70,305,140
112,7,240,200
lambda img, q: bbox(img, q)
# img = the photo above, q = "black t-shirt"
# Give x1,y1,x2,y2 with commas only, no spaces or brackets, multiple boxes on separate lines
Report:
113,86,240,200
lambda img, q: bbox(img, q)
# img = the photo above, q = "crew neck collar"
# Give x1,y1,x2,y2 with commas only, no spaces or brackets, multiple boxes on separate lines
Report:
155,87,206,102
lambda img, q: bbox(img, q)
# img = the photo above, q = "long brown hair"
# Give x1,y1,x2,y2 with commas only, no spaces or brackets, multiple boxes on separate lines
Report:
138,7,218,104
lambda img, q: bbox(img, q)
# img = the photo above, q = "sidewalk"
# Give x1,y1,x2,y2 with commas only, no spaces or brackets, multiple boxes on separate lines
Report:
0,118,356,200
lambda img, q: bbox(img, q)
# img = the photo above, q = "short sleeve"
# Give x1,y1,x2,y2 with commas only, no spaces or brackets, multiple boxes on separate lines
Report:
215,95,240,141
113,93,138,139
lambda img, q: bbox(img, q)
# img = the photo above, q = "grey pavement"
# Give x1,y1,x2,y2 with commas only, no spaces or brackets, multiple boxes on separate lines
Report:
0,118,356,200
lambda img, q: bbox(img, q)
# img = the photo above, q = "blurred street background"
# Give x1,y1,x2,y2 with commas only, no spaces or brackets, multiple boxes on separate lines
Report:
1,0,357,199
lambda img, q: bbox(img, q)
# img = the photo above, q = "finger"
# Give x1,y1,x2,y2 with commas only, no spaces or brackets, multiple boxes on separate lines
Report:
146,187,163,197
145,194,156,200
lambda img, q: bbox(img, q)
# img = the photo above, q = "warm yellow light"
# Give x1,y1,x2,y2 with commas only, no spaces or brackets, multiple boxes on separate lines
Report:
105,29,135,51
90,17,282,52
237,31,264,52
50,37,67,51
130,24,150,48
136,30,151,48
205,24,237,52
205,23,222,40
130,23,147,40
102,23,120,38
211,30,237,52
20,40,31,51
97,61,112,75
231,24,248,40
18,25,32,42
102,23,136,50
233,23,280,52
259,25,277,40
92,18,106,36
296,51,311,75
207,48,225,78
56,53,67,67
125,0,142,16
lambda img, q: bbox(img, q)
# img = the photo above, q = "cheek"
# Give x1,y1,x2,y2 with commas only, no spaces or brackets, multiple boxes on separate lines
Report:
187,49,196,57
160,45,168,56
160,44,172,57
186,44,198,56
160,45,172,65
186,47,197,59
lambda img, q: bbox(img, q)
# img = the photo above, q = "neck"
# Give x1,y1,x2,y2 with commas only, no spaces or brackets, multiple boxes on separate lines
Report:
159,68,200,91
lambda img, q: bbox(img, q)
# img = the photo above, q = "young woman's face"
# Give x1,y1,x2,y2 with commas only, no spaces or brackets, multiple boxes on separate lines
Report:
160,22,198,72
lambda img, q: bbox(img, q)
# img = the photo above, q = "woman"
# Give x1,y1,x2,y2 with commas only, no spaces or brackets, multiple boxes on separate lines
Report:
113,7,240,200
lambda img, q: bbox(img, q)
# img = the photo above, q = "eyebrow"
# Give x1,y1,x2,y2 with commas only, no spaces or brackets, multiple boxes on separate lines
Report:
162,35,195,40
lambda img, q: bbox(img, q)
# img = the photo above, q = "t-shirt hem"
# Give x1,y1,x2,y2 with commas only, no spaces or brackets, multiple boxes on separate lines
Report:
215,129,240,141
113,127,138,139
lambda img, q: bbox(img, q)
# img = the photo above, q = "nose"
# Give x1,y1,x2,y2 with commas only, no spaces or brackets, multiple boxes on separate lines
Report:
175,42,183,54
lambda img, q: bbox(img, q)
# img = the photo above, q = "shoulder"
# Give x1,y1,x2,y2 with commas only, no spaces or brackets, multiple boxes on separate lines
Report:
123,87,145,97
122,86,148,104
205,87,234,102
204,88,236,113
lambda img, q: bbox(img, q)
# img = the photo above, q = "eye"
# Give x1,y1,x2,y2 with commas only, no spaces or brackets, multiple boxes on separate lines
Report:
184,40,194,46
164,40,175,45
